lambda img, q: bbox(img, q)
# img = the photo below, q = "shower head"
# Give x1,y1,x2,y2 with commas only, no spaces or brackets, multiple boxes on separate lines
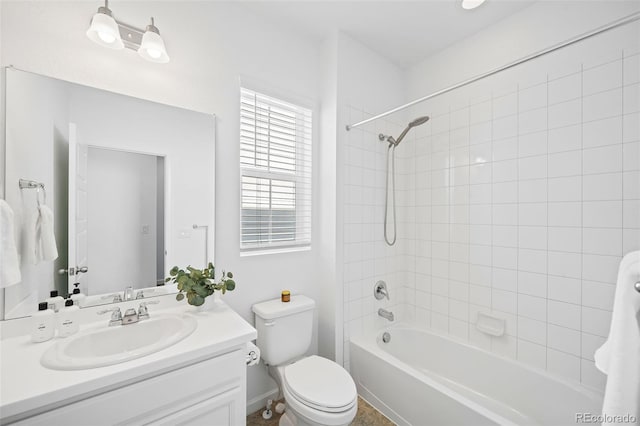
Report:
379,115,430,146
409,116,430,128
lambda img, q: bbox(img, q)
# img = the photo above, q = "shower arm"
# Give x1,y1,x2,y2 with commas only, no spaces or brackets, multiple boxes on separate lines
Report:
393,126,411,146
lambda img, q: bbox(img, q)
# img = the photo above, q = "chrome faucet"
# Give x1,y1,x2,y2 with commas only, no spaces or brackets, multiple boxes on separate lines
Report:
374,281,390,300
102,293,123,303
124,286,135,301
378,308,394,322
137,300,160,321
122,308,139,325
97,307,123,326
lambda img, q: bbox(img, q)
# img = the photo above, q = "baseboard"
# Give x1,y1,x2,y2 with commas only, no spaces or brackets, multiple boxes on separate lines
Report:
246,388,279,415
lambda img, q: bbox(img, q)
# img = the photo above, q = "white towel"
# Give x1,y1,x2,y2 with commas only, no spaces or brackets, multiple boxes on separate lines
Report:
30,205,58,263
595,250,640,423
0,200,22,288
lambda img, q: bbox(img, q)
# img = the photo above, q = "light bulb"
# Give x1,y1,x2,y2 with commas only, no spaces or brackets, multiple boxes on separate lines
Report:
461,0,486,10
98,31,116,44
86,4,124,50
146,48,162,59
138,18,169,63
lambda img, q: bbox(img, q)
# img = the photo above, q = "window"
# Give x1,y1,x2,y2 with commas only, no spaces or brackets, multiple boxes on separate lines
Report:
240,87,312,252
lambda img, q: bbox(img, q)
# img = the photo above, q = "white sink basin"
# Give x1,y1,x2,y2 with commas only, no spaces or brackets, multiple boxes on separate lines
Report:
41,313,197,370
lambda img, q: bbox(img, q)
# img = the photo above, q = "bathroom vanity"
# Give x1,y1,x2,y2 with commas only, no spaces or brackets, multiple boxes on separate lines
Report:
0,298,256,425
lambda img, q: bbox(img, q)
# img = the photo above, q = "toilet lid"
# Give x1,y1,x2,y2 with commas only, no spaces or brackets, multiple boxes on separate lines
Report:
284,356,357,411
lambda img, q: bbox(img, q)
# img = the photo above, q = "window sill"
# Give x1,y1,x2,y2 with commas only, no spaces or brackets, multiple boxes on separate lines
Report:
240,245,311,257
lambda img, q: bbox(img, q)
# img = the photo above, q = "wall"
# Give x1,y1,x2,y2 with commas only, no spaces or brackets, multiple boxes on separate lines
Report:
335,32,408,369
317,31,339,362
0,0,322,407
3,70,69,317
0,2,5,316
400,1,640,391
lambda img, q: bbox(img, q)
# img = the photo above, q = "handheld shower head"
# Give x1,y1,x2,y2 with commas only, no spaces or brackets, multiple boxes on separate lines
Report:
392,115,430,146
409,116,430,128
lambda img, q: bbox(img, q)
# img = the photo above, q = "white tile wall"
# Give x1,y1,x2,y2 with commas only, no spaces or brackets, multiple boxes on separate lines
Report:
340,27,639,392
341,108,410,370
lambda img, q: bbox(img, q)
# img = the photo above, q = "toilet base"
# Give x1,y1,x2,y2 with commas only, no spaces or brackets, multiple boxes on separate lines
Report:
278,409,352,426
279,411,304,426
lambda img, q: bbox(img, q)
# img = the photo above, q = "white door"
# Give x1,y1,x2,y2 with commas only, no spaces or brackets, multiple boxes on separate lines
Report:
68,123,89,292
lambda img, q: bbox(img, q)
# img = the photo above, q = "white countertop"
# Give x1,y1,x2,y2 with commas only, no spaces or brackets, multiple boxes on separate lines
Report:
0,298,256,423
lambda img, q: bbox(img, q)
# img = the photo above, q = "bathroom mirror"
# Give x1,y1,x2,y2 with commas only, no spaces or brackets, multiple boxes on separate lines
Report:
2,68,215,320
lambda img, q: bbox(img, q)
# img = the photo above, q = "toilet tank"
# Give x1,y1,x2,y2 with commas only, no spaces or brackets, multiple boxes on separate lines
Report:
252,295,315,366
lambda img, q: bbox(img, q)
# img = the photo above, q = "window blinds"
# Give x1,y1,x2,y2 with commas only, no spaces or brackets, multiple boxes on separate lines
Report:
240,87,312,250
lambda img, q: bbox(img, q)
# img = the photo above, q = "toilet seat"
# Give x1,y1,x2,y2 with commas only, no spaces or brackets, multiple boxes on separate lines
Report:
283,355,357,413
282,384,357,426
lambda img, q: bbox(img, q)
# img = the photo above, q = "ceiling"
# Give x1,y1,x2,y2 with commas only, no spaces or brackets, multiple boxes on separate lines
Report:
239,0,537,69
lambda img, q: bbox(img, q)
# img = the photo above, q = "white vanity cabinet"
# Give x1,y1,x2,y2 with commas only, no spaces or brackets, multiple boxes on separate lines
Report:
1,301,257,426
11,348,246,426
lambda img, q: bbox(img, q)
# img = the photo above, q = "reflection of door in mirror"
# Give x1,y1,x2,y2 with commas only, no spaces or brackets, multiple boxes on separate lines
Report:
67,123,88,295
79,145,165,297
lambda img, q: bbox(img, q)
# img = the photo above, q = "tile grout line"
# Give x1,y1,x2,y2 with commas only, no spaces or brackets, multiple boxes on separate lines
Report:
468,100,473,343
579,62,584,384
514,83,519,361
545,72,550,371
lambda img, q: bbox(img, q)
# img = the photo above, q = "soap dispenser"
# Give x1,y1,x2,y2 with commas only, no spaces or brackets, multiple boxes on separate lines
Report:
57,299,80,337
70,283,86,308
45,290,65,312
31,302,55,343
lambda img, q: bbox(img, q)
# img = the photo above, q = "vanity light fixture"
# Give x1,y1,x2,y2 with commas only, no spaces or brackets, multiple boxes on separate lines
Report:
86,0,123,49
86,1,170,63
461,0,487,10
138,18,170,63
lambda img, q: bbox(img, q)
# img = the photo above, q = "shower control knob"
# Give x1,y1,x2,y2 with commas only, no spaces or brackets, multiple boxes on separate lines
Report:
374,280,390,300
635,281,640,293
76,266,89,274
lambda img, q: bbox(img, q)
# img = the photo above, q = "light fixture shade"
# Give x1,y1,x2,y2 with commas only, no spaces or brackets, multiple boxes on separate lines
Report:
86,9,124,49
461,0,486,10
138,29,170,63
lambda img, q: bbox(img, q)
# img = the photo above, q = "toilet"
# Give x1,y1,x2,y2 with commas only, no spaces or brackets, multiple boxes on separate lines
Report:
252,295,357,426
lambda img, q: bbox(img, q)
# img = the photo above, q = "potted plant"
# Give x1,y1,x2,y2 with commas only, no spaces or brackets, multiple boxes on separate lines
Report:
165,262,236,307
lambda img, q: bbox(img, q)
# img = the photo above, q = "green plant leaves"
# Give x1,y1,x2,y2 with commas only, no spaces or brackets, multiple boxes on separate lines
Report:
166,263,235,307
225,280,236,291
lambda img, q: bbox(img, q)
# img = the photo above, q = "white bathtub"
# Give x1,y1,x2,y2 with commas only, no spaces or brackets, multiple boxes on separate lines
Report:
350,325,603,426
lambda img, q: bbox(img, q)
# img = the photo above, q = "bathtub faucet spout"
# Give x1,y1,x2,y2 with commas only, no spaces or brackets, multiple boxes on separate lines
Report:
378,308,394,322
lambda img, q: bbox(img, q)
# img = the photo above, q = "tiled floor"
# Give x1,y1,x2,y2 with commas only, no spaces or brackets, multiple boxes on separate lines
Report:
246,397,395,426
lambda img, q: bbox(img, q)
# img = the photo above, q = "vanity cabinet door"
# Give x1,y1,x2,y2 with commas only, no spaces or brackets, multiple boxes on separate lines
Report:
152,385,242,426
13,349,246,426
